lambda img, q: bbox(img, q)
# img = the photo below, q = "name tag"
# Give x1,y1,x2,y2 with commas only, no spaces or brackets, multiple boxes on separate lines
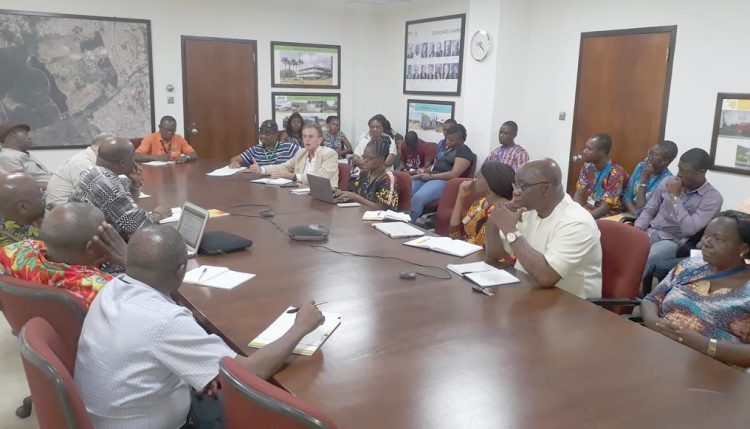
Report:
587,195,596,207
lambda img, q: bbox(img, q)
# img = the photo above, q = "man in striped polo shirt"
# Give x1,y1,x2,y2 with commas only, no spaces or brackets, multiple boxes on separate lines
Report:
229,120,299,168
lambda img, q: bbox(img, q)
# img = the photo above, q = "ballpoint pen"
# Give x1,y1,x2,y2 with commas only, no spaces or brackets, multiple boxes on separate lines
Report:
287,301,329,314
197,267,208,282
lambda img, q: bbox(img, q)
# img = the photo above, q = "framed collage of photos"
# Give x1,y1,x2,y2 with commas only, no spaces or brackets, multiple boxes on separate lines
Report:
403,14,466,96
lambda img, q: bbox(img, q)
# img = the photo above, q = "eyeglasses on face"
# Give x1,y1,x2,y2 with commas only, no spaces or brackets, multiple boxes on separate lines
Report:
512,181,549,193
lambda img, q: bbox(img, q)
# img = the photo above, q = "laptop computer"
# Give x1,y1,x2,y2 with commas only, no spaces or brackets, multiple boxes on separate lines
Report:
176,202,210,257
307,174,350,204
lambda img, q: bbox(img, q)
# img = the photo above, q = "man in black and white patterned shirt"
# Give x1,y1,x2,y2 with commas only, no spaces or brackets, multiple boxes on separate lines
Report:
70,138,167,238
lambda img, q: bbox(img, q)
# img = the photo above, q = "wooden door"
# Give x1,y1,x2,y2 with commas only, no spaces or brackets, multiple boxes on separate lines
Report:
566,26,676,193
182,37,258,161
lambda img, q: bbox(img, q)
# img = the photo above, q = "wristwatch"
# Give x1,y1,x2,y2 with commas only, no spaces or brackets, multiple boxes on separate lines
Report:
707,338,718,357
506,230,522,244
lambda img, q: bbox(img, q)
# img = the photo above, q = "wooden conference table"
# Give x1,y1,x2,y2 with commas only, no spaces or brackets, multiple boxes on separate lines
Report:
139,160,750,429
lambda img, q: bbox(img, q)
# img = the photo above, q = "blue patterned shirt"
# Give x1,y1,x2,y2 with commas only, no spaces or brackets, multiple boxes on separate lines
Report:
622,161,671,215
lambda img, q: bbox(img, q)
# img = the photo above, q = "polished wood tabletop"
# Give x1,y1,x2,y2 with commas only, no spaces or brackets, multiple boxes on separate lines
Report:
140,160,750,429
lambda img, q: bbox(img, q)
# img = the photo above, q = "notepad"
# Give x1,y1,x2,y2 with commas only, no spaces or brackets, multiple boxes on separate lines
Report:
404,236,483,257
337,202,361,208
291,187,311,195
372,222,425,238
142,160,175,166
249,307,342,355
183,265,255,289
206,166,244,176
361,210,411,222
251,178,294,185
447,261,519,287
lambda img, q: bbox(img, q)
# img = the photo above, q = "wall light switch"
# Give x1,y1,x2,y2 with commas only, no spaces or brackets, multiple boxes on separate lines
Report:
167,96,175,104
558,111,566,121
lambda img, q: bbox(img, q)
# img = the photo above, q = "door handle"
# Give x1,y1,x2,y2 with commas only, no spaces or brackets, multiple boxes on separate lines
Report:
190,122,198,136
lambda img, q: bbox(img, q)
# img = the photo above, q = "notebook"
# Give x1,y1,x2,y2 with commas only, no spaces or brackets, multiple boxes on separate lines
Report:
249,307,342,356
404,236,483,257
372,222,425,238
447,261,520,287
362,210,411,222
183,265,255,289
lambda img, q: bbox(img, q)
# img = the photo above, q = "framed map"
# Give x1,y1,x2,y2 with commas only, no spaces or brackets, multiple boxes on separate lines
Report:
0,9,154,149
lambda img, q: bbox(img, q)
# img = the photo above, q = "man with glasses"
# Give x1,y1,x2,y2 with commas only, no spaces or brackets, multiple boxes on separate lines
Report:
135,116,198,164
485,158,603,299
229,120,299,168
622,141,678,216
0,123,52,189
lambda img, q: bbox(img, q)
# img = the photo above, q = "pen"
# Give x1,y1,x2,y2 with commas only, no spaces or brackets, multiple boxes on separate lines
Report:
286,301,329,314
198,267,208,282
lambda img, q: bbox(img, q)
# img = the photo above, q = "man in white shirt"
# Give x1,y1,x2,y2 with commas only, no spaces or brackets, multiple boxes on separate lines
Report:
75,225,325,429
45,133,115,208
0,123,51,189
485,158,602,299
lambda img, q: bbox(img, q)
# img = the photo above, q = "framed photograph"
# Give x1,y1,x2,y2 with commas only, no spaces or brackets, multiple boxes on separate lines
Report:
0,9,154,149
405,99,455,142
271,42,340,89
403,14,466,96
272,92,340,129
709,93,750,176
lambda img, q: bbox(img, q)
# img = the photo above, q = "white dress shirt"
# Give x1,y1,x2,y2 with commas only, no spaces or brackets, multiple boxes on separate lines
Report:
0,147,51,188
45,146,97,206
75,275,236,429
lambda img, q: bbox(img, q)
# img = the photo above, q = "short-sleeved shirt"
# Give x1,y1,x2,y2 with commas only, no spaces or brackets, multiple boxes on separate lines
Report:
69,166,151,237
75,274,236,429
400,141,429,170
354,132,398,172
432,144,474,174
0,216,40,248
575,161,628,214
322,129,348,151
0,148,51,188
136,132,196,161
45,147,98,207
506,194,603,299
484,144,529,171
0,240,110,306
621,160,672,215
239,141,299,166
352,170,399,211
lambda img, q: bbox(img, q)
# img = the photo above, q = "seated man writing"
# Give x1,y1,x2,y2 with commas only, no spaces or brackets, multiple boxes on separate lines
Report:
486,158,603,299
135,116,198,164
229,120,299,168
75,225,324,429
0,203,126,306
0,172,45,248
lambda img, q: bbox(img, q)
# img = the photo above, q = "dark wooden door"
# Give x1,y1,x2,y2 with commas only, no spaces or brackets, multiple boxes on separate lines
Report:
566,26,676,193
182,37,258,161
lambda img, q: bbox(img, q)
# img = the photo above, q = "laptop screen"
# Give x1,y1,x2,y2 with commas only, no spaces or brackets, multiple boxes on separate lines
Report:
178,203,208,249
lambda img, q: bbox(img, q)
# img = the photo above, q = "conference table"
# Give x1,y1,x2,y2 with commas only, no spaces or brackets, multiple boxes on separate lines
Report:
139,160,750,429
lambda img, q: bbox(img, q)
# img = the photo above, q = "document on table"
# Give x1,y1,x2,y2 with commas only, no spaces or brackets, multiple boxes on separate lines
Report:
142,161,175,166
372,222,425,238
447,261,520,287
183,265,255,289
290,187,311,195
361,210,411,222
159,207,182,224
251,178,294,185
404,236,483,257
207,166,244,176
249,307,342,356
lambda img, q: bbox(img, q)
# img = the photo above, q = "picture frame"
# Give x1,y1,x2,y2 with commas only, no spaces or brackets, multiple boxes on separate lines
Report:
271,92,340,130
403,14,466,96
0,9,154,149
709,92,750,176
405,99,455,143
270,41,341,89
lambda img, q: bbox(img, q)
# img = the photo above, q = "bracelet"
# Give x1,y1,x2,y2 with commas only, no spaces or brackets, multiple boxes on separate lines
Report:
707,338,718,357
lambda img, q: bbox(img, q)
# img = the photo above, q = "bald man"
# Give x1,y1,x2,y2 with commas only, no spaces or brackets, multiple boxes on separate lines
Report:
75,226,325,429
46,133,116,208
0,203,126,306
70,138,167,237
0,172,45,247
485,158,603,299
0,123,51,189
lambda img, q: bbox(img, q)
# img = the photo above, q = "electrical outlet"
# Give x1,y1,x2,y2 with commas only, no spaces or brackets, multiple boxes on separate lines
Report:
558,111,566,121
167,96,175,104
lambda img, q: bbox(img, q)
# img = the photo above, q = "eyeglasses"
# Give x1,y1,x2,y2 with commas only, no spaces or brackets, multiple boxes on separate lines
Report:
512,181,549,193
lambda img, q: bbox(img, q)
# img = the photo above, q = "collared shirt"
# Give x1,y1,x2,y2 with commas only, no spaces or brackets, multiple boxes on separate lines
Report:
635,180,723,243
69,166,151,236
136,132,196,161
507,194,603,299
322,129,348,151
0,147,51,188
0,216,40,248
484,144,530,171
45,147,97,207
621,161,672,216
261,145,340,187
75,274,236,429
0,240,110,306
575,161,628,214
354,132,397,171
239,140,299,166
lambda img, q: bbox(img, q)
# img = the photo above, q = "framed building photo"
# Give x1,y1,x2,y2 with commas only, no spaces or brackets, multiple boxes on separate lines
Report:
403,14,466,96
405,99,455,142
272,92,340,129
271,42,341,89
709,93,750,176
0,9,154,148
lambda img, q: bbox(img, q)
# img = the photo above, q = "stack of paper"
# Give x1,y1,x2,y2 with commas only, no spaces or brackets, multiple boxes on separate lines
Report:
362,210,411,222
372,222,425,238
404,236,483,257
207,166,244,176
447,261,520,287
142,160,175,166
183,265,255,289
251,178,294,185
291,187,311,195
249,307,342,355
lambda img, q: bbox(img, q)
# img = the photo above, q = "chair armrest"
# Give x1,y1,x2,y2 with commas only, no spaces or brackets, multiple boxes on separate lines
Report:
587,297,641,307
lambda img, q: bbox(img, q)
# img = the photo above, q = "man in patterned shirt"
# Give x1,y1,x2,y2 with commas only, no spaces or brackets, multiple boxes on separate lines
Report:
70,138,167,238
0,172,45,248
484,121,529,171
573,133,628,218
228,120,299,168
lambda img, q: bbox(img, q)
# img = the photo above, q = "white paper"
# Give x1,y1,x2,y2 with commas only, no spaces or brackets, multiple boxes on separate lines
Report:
158,207,182,224
142,161,174,166
447,261,497,275
207,166,244,176
138,192,151,199
373,222,425,238
465,270,520,287
405,236,483,257
184,266,229,283
362,210,410,222
251,178,272,184
291,187,311,195
183,265,255,290
267,178,293,185
337,202,361,208
249,307,342,355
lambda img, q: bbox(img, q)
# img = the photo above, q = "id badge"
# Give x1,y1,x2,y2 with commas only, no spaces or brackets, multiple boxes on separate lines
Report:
587,195,596,207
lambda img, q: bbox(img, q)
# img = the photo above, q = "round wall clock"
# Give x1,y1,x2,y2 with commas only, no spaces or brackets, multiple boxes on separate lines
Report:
470,30,492,61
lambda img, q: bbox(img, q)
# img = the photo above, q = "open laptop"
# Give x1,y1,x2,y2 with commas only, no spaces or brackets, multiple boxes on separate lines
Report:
307,174,350,204
176,202,209,257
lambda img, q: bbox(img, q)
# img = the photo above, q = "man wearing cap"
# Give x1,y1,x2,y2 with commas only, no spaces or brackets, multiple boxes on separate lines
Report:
229,120,299,168
135,116,198,164
0,123,52,189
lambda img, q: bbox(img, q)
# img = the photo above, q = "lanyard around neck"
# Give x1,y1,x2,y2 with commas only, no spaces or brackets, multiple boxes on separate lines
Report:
704,264,749,281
